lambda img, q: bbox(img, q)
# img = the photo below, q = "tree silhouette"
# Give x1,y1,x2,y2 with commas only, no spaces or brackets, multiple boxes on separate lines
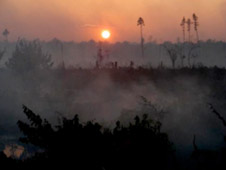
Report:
163,43,178,69
180,17,186,42
16,105,173,169
193,13,199,42
186,18,193,42
187,43,200,67
5,39,53,74
2,29,9,42
137,17,145,57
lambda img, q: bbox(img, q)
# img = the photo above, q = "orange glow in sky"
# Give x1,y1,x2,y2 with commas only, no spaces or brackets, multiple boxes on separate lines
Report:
0,0,226,42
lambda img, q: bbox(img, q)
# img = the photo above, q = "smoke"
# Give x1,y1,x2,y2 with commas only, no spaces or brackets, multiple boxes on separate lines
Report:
0,39,226,160
0,67,222,155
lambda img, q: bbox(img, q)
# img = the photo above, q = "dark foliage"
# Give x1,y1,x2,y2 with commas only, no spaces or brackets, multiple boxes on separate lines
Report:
189,104,226,170
15,106,173,169
5,39,53,74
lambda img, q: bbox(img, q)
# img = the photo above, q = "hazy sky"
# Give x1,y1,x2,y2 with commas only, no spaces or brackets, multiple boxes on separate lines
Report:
0,0,226,42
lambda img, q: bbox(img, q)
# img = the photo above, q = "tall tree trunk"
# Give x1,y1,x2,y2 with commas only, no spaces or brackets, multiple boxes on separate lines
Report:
188,30,191,43
140,25,144,57
182,29,185,42
196,30,199,42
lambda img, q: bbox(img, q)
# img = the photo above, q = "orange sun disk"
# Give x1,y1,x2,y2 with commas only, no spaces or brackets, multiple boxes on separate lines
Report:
101,30,111,39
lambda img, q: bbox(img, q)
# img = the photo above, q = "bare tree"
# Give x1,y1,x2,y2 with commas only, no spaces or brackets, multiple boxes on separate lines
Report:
163,44,178,69
193,13,199,42
137,17,145,57
187,43,200,67
180,17,186,42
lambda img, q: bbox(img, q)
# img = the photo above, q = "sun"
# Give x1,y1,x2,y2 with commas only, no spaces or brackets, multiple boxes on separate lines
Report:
101,30,111,39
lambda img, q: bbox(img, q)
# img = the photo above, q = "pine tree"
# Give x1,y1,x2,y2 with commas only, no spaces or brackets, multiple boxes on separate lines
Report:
180,17,186,42
137,17,145,57
186,18,193,42
193,13,199,42
5,39,53,73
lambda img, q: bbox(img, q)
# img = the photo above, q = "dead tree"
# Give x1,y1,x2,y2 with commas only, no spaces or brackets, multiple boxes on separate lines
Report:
187,43,200,67
164,44,178,69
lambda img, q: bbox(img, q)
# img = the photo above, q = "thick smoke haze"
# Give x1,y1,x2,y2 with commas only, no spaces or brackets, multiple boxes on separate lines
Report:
0,40,226,160
1,0,226,169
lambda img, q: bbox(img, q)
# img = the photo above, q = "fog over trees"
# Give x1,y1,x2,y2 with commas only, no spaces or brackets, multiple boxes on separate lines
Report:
0,0,226,169
1,39,226,69
0,39,226,169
